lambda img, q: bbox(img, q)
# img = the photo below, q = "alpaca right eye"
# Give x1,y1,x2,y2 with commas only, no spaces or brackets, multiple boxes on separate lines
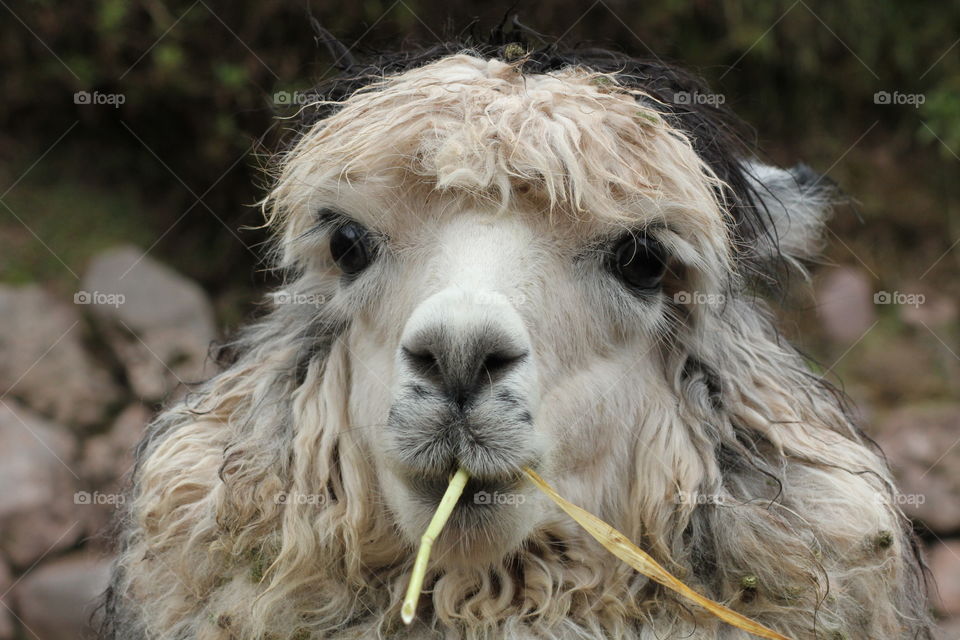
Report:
329,222,372,274
611,234,667,291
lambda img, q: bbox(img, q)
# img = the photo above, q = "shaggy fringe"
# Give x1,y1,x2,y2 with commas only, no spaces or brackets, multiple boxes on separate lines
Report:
102,46,931,640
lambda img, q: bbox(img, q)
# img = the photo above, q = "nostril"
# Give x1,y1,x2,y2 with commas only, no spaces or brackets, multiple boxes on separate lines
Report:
481,350,527,378
401,329,529,407
402,346,440,379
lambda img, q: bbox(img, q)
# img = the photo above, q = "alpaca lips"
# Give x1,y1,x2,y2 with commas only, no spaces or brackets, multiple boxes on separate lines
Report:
401,468,792,640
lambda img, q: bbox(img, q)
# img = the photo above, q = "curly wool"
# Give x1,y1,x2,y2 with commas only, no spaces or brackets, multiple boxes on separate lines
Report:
101,52,932,640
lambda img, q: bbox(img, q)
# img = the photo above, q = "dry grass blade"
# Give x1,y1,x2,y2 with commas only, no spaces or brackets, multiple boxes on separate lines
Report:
401,468,470,625
523,467,793,640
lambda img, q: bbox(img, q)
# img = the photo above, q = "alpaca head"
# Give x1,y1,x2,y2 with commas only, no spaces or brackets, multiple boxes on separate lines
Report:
105,49,930,640
267,54,827,566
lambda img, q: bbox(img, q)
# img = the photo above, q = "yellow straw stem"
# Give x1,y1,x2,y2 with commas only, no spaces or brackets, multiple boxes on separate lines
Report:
401,468,470,625
522,467,792,640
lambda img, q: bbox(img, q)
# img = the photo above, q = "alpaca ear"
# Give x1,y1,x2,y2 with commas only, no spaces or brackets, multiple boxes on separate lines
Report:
743,160,836,264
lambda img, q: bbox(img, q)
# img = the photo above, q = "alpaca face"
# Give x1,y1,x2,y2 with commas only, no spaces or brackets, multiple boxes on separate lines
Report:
311,194,706,564
271,55,737,564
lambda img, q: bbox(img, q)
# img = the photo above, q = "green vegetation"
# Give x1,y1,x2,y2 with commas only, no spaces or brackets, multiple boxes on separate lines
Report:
0,0,956,368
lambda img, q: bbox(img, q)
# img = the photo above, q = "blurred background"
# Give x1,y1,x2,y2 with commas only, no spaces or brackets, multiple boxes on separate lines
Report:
0,1,958,638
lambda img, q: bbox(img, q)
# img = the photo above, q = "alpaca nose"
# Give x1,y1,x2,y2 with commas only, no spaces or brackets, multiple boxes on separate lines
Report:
401,330,528,408
399,288,531,409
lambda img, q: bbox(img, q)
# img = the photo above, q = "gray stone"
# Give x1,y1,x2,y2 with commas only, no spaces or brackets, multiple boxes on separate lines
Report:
930,541,960,617
937,615,960,640
81,403,149,484
815,266,876,343
0,285,121,427
902,290,958,328
875,404,960,534
0,560,13,639
10,552,112,640
79,403,150,540
82,245,217,401
0,401,82,568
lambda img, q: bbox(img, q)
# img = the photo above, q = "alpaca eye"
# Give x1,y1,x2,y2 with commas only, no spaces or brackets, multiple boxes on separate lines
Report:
329,222,372,274
611,235,666,290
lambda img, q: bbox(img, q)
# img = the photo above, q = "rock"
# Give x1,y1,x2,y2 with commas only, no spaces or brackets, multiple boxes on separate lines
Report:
79,403,150,540
930,541,960,617
82,246,217,401
10,552,112,640
815,266,876,343
0,561,13,639
848,334,946,408
900,289,958,328
81,403,150,484
937,615,960,640
0,284,121,427
0,401,82,568
874,404,960,533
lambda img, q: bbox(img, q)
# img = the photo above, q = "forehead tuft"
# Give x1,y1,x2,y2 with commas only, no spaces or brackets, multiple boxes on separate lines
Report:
271,54,727,234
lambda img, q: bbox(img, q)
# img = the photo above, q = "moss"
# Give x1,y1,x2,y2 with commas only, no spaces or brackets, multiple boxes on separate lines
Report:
874,530,894,550
636,109,661,124
739,574,759,602
248,546,270,583
503,43,526,61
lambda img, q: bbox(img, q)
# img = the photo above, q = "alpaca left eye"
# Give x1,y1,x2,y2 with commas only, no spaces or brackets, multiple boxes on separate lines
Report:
611,234,667,290
330,222,372,275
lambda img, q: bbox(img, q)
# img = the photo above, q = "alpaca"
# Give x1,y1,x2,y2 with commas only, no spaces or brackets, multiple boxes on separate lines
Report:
102,45,932,640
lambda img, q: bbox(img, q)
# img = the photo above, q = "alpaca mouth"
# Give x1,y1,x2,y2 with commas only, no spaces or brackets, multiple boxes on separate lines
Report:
407,473,525,512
